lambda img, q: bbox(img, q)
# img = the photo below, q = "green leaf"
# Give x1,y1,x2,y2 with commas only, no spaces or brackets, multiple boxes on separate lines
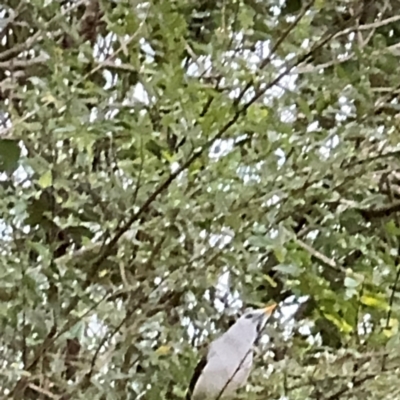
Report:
0,139,21,173
28,241,50,260
273,264,301,277
247,235,269,248
383,318,398,338
385,220,400,236
344,277,360,288
386,332,400,349
273,247,287,263
68,321,85,341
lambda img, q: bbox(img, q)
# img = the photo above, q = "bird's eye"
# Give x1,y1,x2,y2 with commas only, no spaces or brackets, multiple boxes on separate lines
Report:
245,313,254,319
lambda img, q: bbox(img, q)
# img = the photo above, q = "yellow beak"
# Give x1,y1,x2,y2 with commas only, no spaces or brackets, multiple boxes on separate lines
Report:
263,303,277,316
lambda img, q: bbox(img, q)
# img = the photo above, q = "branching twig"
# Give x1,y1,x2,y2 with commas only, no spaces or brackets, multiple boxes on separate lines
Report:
6,0,375,280
9,289,113,397
0,0,87,61
325,373,375,400
334,13,400,38
234,0,314,108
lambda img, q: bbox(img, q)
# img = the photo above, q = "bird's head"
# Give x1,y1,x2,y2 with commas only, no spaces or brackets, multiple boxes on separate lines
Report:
231,304,277,340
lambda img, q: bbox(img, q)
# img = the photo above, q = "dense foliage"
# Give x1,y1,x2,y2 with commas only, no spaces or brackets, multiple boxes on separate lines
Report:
1,0,400,399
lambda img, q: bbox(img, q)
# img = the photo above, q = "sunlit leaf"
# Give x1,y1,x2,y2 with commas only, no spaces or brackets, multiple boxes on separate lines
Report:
324,313,353,334
155,345,172,355
38,170,53,188
360,294,389,310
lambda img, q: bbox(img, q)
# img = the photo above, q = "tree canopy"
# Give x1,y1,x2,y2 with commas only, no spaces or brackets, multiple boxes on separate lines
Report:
1,0,400,399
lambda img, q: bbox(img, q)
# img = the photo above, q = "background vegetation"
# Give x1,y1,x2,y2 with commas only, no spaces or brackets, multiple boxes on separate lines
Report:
1,0,400,399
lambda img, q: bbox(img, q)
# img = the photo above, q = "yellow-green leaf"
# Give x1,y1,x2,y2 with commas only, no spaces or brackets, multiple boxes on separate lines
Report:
264,274,278,288
38,170,52,188
162,150,175,163
273,247,286,263
360,295,389,311
384,328,395,338
155,345,172,355
98,269,109,278
383,318,398,337
324,313,353,334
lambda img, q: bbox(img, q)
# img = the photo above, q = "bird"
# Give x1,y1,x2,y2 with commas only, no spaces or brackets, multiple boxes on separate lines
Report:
186,304,277,400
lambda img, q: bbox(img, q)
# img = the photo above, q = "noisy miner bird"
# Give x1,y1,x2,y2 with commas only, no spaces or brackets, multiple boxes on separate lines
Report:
186,304,277,400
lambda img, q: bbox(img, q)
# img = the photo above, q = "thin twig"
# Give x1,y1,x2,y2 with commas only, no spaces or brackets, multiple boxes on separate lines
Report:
26,383,58,400
132,134,145,208
361,0,390,47
334,13,400,38
0,55,48,69
295,238,345,272
81,6,149,82
325,373,375,400
260,1,314,70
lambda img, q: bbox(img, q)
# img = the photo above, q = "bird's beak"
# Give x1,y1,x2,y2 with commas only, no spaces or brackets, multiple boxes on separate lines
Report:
254,303,277,332
263,303,277,316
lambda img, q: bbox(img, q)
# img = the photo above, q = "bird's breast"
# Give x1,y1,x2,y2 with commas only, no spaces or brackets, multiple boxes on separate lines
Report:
193,343,253,399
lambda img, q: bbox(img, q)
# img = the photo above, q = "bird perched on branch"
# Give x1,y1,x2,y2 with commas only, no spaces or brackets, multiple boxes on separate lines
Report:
186,304,277,400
